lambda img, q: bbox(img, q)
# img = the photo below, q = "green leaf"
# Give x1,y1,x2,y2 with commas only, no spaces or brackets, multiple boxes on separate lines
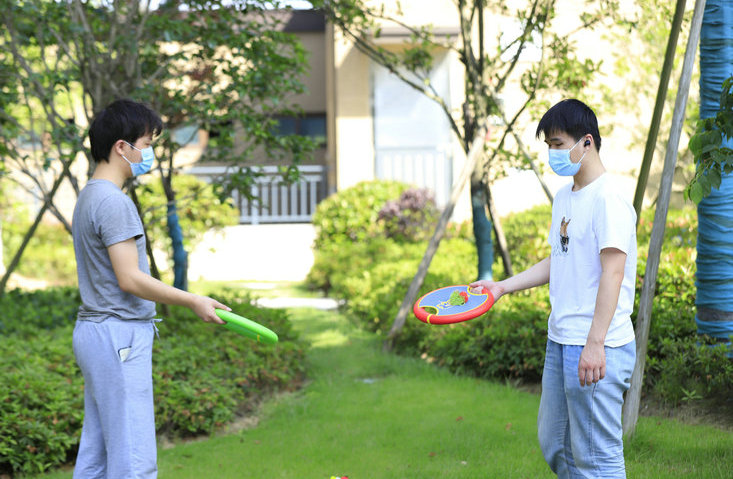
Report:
706,166,722,190
698,173,712,197
689,131,703,156
689,180,704,204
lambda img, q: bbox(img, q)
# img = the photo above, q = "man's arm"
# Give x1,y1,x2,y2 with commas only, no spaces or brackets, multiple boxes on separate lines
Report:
108,238,227,324
470,256,550,302
577,247,626,386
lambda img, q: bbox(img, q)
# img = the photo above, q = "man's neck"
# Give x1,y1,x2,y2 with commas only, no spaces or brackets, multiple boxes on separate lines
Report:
91,161,127,189
572,154,605,191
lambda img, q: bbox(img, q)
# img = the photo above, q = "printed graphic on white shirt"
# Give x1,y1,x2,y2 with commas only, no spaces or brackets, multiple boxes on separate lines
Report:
559,216,570,253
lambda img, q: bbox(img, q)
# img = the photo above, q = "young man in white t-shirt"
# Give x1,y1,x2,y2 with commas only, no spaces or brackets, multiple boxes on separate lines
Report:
471,99,637,478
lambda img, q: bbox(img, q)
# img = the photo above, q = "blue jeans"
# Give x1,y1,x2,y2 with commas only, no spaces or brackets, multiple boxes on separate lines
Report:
537,339,636,479
73,319,158,479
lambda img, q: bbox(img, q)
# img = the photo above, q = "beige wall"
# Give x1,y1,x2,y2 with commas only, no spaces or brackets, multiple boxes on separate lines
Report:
291,31,328,113
328,25,376,192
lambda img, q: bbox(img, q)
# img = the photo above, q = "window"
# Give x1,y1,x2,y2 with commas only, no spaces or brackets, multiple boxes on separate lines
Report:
173,124,200,146
273,114,326,147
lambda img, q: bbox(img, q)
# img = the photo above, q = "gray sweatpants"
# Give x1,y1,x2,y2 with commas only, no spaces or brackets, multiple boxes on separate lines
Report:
72,318,158,479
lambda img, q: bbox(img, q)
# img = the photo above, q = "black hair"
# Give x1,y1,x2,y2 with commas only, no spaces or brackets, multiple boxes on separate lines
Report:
89,99,163,163
535,99,601,151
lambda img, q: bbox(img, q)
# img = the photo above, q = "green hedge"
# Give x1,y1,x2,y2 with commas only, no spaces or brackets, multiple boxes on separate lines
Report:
1,330,84,474
310,180,411,249
0,288,306,475
307,181,731,405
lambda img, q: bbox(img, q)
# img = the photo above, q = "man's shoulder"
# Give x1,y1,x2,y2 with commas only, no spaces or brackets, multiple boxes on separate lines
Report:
592,175,632,204
76,181,137,231
592,176,637,225
81,179,123,195
80,180,131,207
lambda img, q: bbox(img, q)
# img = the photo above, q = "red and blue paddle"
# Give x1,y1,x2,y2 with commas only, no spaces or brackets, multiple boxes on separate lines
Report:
413,285,494,324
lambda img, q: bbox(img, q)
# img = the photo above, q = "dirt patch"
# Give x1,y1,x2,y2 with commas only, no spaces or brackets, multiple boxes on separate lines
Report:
515,381,732,431
159,413,261,450
637,396,733,431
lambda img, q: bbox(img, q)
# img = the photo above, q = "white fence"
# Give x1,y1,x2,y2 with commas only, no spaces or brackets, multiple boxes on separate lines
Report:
187,165,327,224
375,147,453,206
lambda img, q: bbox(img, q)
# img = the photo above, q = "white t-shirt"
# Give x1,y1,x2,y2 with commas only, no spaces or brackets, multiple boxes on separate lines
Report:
547,174,637,347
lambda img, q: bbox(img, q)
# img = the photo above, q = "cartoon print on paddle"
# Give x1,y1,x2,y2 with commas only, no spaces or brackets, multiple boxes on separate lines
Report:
560,216,570,253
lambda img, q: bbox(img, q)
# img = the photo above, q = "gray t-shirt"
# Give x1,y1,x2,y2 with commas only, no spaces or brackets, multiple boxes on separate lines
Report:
72,179,156,322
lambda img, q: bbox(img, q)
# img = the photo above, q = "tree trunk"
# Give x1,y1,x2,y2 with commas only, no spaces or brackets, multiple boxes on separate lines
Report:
484,182,513,278
622,0,706,437
128,185,163,282
167,201,189,291
160,174,189,291
694,0,733,344
471,177,494,281
512,131,554,205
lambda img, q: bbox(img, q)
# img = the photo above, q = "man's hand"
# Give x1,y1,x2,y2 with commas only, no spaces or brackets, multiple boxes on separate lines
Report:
469,279,505,302
578,341,606,386
189,295,229,325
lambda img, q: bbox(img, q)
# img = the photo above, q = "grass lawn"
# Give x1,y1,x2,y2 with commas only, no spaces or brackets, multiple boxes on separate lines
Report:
32,304,732,478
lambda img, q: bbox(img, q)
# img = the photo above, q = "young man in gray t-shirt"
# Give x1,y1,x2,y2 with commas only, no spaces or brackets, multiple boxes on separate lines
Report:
72,99,230,478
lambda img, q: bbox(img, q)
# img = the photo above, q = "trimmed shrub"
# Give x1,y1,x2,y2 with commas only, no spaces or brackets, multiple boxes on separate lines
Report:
645,335,733,404
496,204,551,274
0,287,80,338
0,288,306,475
153,294,306,437
0,329,84,474
310,180,410,250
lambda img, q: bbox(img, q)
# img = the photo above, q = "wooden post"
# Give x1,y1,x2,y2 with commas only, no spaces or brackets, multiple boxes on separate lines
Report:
622,0,707,437
632,0,688,222
383,122,488,351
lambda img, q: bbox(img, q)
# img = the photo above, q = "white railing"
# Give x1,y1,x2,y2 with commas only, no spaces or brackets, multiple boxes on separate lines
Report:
186,165,327,225
375,147,453,206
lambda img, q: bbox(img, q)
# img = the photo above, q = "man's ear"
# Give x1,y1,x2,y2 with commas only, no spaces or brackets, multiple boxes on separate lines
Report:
112,139,127,157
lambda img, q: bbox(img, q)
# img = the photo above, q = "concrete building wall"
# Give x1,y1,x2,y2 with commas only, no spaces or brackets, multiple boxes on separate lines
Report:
290,31,328,114
330,26,376,191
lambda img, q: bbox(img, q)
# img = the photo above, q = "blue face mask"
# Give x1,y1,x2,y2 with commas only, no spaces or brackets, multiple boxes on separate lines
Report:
122,141,155,176
548,138,586,176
